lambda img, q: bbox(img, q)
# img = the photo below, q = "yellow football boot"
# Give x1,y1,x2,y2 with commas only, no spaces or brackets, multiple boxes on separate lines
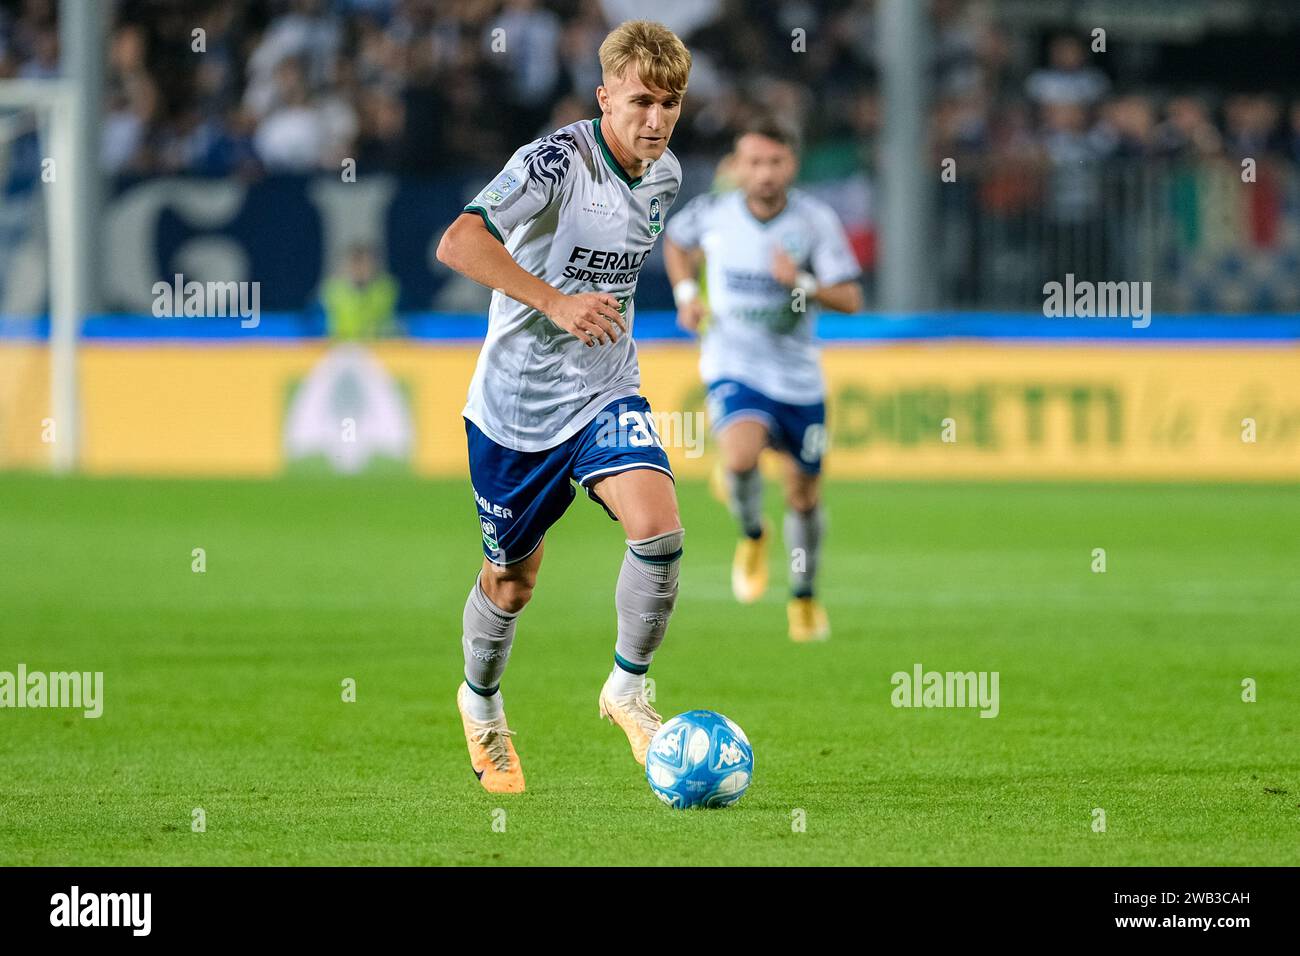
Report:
456,682,525,793
787,596,830,642
731,527,769,604
598,677,662,766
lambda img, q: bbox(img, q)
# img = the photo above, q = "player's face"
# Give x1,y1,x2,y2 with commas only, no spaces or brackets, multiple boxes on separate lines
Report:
734,133,797,204
598,67,682,164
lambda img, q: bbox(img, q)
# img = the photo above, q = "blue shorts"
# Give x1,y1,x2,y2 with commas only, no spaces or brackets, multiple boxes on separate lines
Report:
466,395,674,565
706,379,828,475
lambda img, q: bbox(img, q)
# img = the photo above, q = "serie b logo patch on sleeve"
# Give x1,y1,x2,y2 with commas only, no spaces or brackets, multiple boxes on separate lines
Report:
484,172,521,206
648,196,662,236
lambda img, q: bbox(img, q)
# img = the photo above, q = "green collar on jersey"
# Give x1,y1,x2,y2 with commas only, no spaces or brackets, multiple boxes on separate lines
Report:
592,117,645,189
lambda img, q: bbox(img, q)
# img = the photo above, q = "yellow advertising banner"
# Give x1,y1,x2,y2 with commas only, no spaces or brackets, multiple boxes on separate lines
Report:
0,342,1296,479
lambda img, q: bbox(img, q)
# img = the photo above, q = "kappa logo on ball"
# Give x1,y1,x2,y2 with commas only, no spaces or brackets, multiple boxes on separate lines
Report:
716,738,745,767
653,725,684,760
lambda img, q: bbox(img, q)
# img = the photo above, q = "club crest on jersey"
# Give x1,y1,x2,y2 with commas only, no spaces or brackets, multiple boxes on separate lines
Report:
483,171,520,206
780,232,807,259
648,196,662,236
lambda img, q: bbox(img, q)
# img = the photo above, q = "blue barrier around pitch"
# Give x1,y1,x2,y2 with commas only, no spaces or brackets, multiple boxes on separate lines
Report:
1,311,1299,342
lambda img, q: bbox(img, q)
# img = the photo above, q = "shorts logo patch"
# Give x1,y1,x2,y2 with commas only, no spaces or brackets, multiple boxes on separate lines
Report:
483,172,520,206
480,517,499,553
648,196,662,236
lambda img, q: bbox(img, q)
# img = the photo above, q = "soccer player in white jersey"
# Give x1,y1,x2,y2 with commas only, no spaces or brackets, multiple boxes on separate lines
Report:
664,119,863,642
434,21,691,793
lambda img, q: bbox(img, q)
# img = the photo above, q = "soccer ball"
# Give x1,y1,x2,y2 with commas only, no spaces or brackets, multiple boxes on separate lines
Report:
645,710,754,809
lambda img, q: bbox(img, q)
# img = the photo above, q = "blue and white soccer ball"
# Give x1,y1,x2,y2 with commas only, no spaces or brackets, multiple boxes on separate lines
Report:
645,710,754,809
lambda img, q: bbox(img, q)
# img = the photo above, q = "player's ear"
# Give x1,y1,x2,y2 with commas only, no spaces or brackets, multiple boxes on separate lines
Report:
596,84,609,114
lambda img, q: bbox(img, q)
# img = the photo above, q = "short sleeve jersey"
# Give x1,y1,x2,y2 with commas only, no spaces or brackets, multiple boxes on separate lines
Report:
666,188,859,404
461,118,682,451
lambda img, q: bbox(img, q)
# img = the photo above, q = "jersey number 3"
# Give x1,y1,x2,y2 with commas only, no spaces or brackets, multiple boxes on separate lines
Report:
620,410,662,448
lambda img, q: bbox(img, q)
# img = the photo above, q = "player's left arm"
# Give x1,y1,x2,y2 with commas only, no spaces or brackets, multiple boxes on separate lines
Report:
772,204,864,313
813,280,863,313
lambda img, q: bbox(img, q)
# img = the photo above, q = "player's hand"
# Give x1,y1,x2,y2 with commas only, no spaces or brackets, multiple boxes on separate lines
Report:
545,291,626,347
676,300,706,335
770,249,799,288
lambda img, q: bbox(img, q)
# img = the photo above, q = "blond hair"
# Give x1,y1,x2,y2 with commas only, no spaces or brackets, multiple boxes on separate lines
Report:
598,20,691,98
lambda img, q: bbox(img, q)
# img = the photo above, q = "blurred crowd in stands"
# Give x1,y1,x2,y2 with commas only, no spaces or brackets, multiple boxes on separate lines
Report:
1,0,1298,180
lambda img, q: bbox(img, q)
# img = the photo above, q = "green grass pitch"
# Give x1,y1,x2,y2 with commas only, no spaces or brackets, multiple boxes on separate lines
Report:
1,474,1296,866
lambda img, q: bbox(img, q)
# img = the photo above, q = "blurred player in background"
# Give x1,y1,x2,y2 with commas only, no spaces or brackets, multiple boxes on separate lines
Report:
664,119,863,643
435,20,691,793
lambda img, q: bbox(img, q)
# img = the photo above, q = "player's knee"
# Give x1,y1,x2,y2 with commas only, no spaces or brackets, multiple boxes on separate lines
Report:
724,451,761,474
622,501,684,543
785,483,819,512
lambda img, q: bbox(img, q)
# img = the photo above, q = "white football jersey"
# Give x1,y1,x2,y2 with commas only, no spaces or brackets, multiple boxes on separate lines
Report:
666,188,860,404
461,118,681,451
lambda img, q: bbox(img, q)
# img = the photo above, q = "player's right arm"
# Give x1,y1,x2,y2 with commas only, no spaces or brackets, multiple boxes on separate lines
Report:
436,215,625,347
663,194,712,335
436,134,626,348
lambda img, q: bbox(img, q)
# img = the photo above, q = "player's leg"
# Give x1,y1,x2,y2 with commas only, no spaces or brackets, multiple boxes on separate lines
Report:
572,398,682,763
708,381,776,603
463,544,545,710
586,466,683,764
717,418,768,535
777,408,830,642
455,545,544,793
458,419,576,792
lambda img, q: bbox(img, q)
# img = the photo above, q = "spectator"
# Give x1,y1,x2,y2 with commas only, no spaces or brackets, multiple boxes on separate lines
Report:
1152,95,1222,159
1096,94,1156,158
1223,93,1284,158
1025,34,1108,108
253,56,355,171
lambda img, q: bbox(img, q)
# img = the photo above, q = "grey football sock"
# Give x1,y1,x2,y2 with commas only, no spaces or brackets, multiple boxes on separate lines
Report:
725,467,764,539
613,528,683,674
784,504,825,598
462,571,519,695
